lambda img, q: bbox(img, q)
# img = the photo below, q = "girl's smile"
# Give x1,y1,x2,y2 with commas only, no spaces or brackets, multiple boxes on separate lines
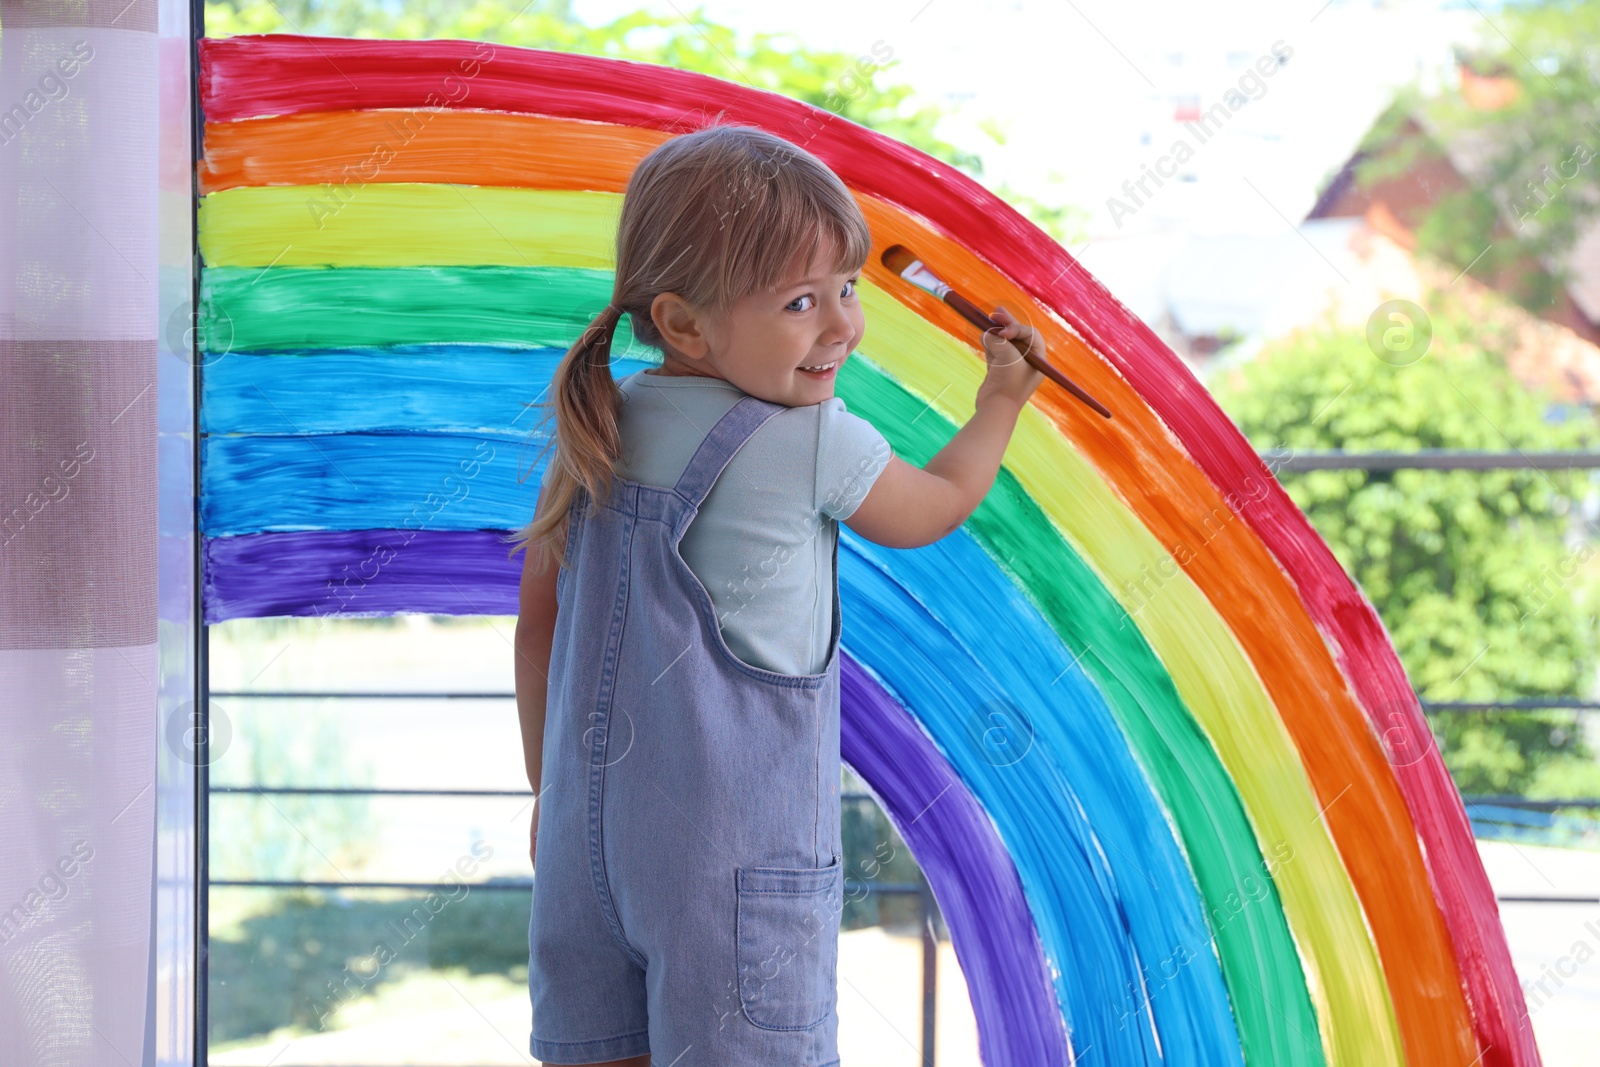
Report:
647,237,865,407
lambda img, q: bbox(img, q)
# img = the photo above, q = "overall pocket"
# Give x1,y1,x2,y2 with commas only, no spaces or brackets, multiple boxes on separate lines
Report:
734,854,844,1031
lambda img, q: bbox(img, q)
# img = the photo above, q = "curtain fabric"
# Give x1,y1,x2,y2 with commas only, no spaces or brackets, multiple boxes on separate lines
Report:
1,1,191,1064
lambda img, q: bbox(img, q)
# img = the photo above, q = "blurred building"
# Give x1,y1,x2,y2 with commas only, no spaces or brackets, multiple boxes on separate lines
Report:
1308,49,1600,349
1080,51,1600,408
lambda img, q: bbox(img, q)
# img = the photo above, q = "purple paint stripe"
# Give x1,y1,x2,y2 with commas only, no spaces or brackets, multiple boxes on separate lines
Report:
203,528,521,623
205,530,1070,1058
842,654,1073,1066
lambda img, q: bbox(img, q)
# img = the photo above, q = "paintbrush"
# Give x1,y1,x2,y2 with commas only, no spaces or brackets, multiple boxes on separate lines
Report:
879,244,1113,420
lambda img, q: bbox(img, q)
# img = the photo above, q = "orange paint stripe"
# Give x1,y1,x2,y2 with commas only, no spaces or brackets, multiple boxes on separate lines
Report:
859,199,1478,1066
199,109,667,195
203,106,1480,1064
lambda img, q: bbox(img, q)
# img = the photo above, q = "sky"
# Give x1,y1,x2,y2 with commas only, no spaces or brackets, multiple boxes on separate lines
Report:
569,0,1515,247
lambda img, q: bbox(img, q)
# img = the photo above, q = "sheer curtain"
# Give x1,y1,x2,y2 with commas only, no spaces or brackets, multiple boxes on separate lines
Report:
0,1,196,1065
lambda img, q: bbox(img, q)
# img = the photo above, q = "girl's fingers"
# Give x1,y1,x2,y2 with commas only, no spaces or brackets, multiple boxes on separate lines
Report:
993,306,1023,336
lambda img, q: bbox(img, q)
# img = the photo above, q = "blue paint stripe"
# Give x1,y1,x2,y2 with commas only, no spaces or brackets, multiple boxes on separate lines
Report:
201,431,534,535
197,352,1243,1061
201,519,1077,1062
841,527,1243,1065
200,517,1240,1064
200,345,656,435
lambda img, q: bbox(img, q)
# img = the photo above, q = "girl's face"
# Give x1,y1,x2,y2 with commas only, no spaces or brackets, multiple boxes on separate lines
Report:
650,240,865,408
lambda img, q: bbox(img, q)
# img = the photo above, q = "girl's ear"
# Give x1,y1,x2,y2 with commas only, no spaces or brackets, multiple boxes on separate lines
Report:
651,291,713,359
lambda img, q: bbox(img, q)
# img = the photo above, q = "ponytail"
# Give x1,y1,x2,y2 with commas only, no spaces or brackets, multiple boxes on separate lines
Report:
504,123,872,578
503,299,628,574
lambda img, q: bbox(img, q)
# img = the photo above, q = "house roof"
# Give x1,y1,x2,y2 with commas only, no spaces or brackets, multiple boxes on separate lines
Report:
1320,102,1600,326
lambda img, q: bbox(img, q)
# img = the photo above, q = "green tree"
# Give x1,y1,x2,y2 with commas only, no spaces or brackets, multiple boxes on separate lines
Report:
1211,282,1600,798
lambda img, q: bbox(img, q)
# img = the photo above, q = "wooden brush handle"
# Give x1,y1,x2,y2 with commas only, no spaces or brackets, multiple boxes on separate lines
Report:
945,291,1113,420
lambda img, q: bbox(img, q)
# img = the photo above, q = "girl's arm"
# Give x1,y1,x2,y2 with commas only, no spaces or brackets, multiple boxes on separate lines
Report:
514,507,561,800
844,306,1044,549
844,398,1025,549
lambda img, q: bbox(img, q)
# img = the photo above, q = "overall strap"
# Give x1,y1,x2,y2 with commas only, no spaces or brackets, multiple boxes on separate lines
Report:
671,394,787,509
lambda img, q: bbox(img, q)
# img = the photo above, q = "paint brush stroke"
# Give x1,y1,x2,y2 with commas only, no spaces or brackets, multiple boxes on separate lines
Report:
200,347,655,436
203,527,519,620
198,109,663,195
196,259,1407,1066
202,350,1329,1063
195,168,1495,1067
839,657,1074,1066
849,368,1325,1066
200,264,630,353
200,35,1523,1067
840,527,1246,1064
198,183,621,269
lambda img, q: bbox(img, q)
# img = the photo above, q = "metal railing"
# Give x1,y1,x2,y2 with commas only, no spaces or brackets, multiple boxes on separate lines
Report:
204,448,1600,1061
212,688,1600,901
1269,450,1600,471
205,731,944,1063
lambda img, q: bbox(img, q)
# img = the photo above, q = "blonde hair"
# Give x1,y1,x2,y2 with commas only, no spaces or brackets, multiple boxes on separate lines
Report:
503,120,873,574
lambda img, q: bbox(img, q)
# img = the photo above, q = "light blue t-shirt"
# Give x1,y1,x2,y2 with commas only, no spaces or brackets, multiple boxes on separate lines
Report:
543,368,892,676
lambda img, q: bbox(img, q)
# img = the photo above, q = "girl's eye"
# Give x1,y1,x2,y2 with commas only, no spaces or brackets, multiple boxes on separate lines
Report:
785,278,857,313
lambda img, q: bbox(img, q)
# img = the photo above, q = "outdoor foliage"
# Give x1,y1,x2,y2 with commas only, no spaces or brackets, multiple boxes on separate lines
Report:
200,0,1104,244
202,0,983,173
1212,284,1600,797
208,884,529,1043
207,701,378,883
1353,0,1600,316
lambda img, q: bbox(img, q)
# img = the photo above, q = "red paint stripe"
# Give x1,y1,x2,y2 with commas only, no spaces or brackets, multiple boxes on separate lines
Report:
198,33,1540,1065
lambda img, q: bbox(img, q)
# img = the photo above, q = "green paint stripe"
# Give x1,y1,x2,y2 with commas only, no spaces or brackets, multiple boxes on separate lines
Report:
856,285,1402,1066
199,261,1401,1063
841,355,1326,1067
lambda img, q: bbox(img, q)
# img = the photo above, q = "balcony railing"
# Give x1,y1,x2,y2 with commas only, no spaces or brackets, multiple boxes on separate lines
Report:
201,448,1600,1062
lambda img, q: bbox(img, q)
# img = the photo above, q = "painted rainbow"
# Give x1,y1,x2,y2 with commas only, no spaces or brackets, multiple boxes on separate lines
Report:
196,34,1540,1067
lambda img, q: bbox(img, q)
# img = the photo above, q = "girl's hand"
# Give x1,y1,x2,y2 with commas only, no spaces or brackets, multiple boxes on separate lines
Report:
977,305,1046,412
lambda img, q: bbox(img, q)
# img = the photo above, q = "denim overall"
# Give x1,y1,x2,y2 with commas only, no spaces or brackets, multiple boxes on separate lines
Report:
529,394,845,1066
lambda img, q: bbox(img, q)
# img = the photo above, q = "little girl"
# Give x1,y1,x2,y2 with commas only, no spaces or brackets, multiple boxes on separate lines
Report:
510,122,1043,1067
